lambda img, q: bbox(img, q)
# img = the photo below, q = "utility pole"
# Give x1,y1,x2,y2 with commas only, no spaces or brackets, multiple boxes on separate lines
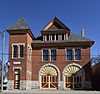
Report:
0,31,5,93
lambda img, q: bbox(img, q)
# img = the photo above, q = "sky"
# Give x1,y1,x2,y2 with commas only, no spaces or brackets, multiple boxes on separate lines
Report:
0,0,100,62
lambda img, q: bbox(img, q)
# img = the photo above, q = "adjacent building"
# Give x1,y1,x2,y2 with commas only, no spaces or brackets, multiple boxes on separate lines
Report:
7,17,94,90
92,62,100,90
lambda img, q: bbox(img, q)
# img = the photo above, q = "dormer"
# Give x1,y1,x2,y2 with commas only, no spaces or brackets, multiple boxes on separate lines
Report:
41,17,70,41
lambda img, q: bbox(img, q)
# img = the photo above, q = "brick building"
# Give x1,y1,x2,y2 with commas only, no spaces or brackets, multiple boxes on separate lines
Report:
92,62,100,90
7,17,94,90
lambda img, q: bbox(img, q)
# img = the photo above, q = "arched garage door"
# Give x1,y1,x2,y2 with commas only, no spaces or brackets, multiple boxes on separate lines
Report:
40,66,58,89
63,65,84,89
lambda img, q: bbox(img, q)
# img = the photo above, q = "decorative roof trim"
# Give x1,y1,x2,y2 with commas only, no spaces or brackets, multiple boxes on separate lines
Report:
41,17,70,31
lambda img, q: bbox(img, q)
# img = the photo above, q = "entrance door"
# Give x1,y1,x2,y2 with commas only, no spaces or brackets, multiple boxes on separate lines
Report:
41,75,57,89
14,69,20,89
65,76,82,89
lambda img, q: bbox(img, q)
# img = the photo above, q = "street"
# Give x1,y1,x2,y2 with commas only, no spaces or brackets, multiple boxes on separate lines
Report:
1,89,100,94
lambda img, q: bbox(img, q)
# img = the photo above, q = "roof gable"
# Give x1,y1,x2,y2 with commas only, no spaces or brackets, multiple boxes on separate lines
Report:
7,17,30,30
42,17,70,31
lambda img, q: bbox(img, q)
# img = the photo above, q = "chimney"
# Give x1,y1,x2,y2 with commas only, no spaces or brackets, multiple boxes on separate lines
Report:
81,28,85,37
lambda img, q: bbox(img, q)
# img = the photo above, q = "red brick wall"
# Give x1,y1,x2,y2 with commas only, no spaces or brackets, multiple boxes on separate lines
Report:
32,47,91,81
8,31,33,80
26,33,33,80
8,32,92,82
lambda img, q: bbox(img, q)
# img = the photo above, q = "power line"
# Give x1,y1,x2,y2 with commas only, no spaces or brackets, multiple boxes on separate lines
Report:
0,53,99,56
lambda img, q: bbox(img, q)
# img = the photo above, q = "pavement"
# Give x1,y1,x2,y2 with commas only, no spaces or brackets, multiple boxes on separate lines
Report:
1,89,100,94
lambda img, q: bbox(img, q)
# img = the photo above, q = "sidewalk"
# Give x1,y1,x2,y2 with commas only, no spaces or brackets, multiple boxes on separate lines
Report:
1,89,100,94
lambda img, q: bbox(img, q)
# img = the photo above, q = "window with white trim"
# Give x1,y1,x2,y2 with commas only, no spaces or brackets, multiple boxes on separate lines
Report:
13,45,18,58
74,49,81,60
51,49,56,61
43,49,49,61
12,43,25,59
19,45,24,58
66,49,72,61
42,49,57,62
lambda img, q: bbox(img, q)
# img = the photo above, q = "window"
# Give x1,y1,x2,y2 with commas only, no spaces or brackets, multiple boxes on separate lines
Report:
62,33,64,40
20,45,24,57
51,49,56,61
13,45,18,58
43,50,49,61
56,34,58,40
47,34,49,41
52,34,55,41
66,49,72,61
74,49,81,60
42,49,57,62
12,43,25,59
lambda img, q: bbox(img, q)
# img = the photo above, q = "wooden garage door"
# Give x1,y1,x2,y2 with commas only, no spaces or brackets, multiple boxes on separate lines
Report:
41,75,57,89
65,76,82,89
40,66,58,89
63,65,83,89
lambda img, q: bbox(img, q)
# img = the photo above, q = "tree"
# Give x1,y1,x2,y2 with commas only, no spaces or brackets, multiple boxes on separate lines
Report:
91,55,100,65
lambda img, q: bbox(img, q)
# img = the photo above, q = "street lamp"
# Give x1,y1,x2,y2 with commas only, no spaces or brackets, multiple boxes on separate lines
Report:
0,31,5,93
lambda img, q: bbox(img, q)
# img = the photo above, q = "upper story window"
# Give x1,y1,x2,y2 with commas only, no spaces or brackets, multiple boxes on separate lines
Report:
43,49,49,61
66,49,72,61
66,48,81,61
56,34,58,40
20,45,24,58
12,43,25,59
74,49,81,60
13,45,18,58
47,34,49,41
52,34,55,41
51,49,56,61
43,33,68,41
62,33,64,40
42,49,57,62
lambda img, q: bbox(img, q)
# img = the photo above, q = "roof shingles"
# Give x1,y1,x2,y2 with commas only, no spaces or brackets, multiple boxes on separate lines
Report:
7,17,30,30
33,32,93,44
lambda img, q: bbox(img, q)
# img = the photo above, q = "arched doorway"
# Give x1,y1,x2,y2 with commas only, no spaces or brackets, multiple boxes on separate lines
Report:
63,64,85,89
39,65,58,89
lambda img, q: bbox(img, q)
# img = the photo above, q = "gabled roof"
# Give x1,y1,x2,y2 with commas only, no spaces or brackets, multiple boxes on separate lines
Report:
42,17,70,31
7,17,30,30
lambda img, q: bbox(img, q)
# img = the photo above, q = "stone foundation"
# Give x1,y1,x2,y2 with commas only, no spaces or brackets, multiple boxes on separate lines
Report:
20,80,26,90
58,81,64,90
7,80,92,90
26,81,32,89
7,80,32,90
7,80,14,90
31,81,39,89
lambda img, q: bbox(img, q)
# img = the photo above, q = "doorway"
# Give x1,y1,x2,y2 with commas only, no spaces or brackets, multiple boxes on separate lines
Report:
14,69,20,89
